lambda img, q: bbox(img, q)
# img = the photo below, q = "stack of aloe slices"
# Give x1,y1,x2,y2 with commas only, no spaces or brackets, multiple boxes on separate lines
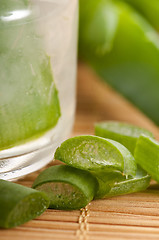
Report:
1,121,159,229
32,121,157,209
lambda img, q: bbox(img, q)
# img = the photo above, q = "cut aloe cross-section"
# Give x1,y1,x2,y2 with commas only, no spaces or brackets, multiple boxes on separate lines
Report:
95,121,154,154
0,0,61,150
54,135,137,199
0,179,49,229
32,165,98,210
54,135,136,176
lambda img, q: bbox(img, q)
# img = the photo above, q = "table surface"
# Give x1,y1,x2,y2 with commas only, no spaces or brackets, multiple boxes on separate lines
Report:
1,63,159,240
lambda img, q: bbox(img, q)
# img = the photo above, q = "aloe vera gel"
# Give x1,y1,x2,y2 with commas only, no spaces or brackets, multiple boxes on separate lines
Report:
0,0,78,180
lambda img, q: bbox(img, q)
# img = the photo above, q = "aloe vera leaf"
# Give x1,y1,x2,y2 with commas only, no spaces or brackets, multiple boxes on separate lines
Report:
120,0,159,30
55,135,136,176
0,179,49,229
54,135,136,199
92,170,125,199
95,121,154,154
79,0,159,125
134,134,159,183
95,121,152,197
79,0,119,58
105,165,150,198
32,165,98,210
0,0,61,150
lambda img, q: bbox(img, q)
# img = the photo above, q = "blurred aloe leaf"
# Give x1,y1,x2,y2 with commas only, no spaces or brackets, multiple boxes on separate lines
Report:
0,0,61,150
79,0,159,125
120,0,159,30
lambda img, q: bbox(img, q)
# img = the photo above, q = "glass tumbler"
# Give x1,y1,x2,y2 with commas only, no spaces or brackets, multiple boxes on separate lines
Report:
0,0,78,180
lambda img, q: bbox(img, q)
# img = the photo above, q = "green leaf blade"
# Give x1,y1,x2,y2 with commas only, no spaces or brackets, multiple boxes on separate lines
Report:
134,134,159,183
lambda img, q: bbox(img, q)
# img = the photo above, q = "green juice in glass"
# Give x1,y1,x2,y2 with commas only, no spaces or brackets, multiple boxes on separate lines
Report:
0,0,78,180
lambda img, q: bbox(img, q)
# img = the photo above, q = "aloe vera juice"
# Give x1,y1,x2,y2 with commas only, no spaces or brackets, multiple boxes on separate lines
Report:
0,0,78,180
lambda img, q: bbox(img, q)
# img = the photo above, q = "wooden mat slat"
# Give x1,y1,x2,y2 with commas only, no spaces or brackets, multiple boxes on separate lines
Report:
1,229,77,240
1,63,159,240
88,232,159,240
23,220,79,230
37,210,79,222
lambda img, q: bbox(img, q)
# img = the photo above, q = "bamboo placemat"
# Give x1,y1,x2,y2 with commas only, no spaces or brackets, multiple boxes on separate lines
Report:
1,63,159,240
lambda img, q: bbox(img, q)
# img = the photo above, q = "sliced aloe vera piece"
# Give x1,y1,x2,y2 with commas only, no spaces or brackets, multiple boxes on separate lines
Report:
95,121,154,154
0,0,61,150
54,135,136,198
93,170,125,199
134,134,159,183
32,165,98,210
105,166,150,198
55,135,136,176
0,179,49,229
